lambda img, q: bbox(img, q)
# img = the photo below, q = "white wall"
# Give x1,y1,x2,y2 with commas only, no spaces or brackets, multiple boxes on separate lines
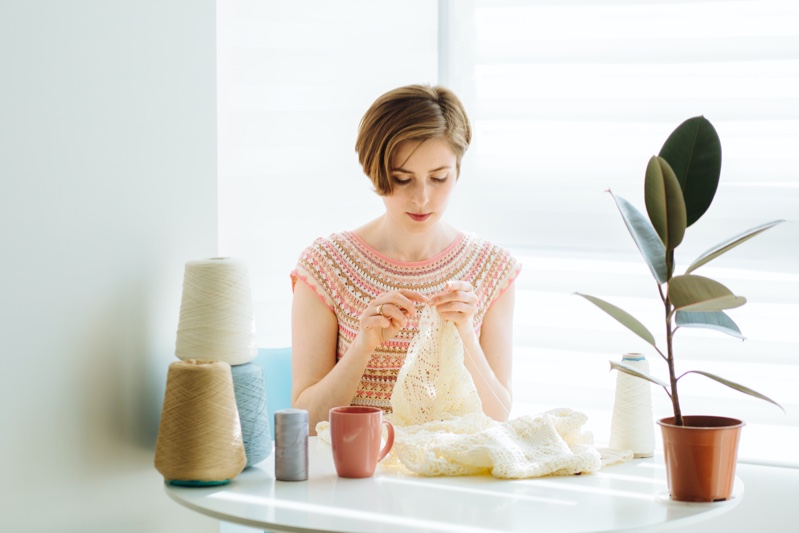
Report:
217,0,440,349
0,1,218,531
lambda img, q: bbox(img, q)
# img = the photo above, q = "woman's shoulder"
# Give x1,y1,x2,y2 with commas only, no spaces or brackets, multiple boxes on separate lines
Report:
457,233,522,295
291,232,358,306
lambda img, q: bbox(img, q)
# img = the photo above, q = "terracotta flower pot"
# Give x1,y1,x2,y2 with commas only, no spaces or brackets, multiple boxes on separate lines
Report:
657,415,744,502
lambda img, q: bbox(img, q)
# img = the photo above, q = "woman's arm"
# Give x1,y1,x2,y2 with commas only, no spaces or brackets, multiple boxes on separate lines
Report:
462,284,515,421
290,281,371,434
429,281,515,421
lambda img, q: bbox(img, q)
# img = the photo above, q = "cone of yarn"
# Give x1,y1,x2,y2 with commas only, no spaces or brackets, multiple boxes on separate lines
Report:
231,362,272,468
175,257,257,365
609,353,655,458
154,359,247,485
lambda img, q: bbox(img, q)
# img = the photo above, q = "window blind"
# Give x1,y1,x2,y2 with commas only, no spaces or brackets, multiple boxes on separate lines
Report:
442,0,799,466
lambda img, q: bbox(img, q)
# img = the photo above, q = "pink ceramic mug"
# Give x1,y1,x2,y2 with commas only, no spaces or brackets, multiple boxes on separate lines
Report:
329,406,395,478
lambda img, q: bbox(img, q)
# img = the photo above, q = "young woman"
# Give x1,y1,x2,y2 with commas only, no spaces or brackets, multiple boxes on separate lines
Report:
290,84,521,433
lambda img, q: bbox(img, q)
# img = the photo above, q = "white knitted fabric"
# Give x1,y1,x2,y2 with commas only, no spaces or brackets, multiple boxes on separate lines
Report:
317,306,632,478
389,303,483,426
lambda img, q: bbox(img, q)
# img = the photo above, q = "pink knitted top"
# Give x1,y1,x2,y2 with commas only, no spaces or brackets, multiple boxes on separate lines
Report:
290,231,521,413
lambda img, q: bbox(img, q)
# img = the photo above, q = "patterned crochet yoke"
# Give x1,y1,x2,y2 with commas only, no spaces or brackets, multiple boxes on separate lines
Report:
292,231,521,412
318,306,633,479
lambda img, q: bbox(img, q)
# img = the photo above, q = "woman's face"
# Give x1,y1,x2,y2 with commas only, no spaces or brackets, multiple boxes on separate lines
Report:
383,137,458,233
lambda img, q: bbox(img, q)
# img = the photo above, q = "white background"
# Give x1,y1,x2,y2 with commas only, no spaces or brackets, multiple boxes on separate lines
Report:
219,0,799,467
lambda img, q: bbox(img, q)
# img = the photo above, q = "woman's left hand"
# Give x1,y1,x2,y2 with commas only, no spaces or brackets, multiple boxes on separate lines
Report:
428,280,478,332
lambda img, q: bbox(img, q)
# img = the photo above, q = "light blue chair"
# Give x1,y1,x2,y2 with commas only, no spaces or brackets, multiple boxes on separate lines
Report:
252,346,293,440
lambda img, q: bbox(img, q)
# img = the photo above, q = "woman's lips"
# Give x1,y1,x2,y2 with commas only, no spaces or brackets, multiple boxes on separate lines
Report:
407,212,431,222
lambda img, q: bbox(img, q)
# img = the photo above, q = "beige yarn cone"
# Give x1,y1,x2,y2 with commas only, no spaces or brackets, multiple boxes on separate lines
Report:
154,359,247,484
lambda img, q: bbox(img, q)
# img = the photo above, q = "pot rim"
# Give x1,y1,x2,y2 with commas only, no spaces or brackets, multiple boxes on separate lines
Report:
657,415,745,430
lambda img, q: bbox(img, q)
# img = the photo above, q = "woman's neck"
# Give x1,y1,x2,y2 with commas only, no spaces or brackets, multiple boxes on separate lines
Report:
354,216,459,263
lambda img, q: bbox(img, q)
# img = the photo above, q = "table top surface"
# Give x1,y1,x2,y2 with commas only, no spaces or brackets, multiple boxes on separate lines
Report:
165,438,742,533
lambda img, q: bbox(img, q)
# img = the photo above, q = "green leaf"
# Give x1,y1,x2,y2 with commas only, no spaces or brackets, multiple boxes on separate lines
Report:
658,116,722,227
575,293,657,348
645,156,687,250
675,310,745,339
668,275,747,312
686,219,786,274
682,370,784,412
609,191,669,284
611,360,670,390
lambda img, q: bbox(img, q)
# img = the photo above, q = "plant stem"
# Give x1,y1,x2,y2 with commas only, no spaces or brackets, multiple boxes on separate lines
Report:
664,248,683,425
665,296,683,425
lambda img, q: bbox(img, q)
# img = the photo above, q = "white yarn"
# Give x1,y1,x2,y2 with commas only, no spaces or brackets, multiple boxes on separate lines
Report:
318,306,633,478
389,409,625,478
175,258,257,365
389,305,482,426
609,353,655,458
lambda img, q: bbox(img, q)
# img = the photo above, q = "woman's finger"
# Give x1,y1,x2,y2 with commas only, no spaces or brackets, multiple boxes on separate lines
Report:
362,311,391,328
435,300,475,315
396,289,429,303
445,280,473,293
430,290,477,308
380,292,426,318
428,280,474,306
378,303,409,328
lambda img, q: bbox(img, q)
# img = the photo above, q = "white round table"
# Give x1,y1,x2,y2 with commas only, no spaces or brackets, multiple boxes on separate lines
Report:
165,438,743,533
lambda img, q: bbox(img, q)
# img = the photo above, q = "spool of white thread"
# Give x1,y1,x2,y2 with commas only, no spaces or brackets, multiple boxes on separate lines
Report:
175,257,257,365
609,353,655,458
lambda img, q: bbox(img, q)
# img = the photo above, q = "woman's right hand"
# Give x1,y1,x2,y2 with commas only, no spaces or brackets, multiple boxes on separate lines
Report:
359,290,429,349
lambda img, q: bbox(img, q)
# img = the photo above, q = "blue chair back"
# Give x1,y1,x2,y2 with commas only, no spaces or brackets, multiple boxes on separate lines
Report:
253,347,293,440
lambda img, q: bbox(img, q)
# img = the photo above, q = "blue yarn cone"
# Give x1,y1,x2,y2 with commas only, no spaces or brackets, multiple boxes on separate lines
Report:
231,362,272,467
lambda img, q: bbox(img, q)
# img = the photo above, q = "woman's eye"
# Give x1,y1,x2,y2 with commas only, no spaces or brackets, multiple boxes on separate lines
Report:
431,176,448,183
392,176,411,185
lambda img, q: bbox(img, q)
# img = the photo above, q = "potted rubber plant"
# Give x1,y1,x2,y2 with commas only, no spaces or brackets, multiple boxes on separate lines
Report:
576,116,784,502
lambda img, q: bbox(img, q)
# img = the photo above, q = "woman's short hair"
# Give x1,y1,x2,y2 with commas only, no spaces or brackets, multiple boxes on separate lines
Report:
355,84,472,196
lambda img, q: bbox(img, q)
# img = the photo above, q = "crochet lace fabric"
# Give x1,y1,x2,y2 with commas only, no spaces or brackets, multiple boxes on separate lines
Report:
317,306,632,478
389,305,483,426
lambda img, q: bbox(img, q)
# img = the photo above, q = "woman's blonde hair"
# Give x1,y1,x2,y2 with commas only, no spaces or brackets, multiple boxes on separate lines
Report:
355,84,472,196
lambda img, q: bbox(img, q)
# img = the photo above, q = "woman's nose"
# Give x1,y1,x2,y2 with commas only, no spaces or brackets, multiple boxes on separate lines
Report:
412,182,429,206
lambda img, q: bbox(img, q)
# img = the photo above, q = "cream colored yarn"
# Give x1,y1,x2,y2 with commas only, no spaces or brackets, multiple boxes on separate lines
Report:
389,409,616,478
175,258,257,365
609,354,655,458
389,304,483,426
318,306,632,478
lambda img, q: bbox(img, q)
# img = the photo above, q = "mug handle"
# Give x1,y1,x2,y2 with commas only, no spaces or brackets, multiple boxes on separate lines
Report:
377,420,395,462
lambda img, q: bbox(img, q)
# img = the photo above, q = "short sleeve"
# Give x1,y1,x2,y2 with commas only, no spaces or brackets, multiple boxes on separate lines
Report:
290,238,338,314
480,244,522,312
